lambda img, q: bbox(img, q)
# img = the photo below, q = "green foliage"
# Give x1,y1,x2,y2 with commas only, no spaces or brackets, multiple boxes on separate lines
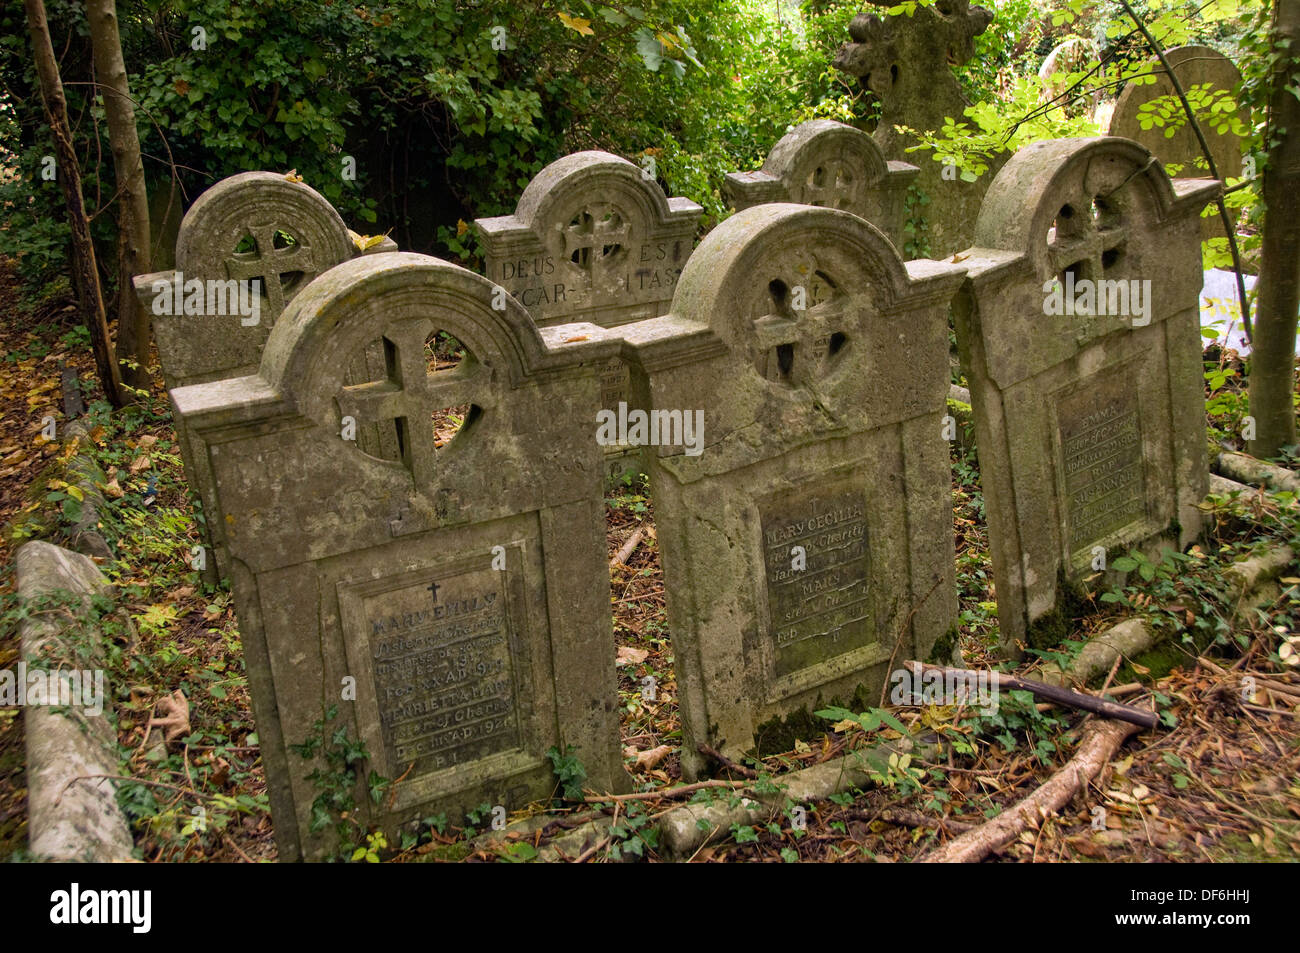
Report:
608,799,658,859
288,704,390,861
546,743,588,801
962,687,1067,765
815,704,909,735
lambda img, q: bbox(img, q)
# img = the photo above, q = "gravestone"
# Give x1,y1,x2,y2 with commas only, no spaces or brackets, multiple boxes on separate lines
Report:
952,137,1217,654
170,252,629,860
133,173,397,578
1108,45,1246,239
475,152,702,480
833,0,999,258
619,204,966,779
723,119,918,250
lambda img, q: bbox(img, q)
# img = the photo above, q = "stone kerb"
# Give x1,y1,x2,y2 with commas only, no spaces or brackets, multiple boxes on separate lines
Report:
724,119,918,251
172,252,628,860
953,137,1219,653
618,203,966,779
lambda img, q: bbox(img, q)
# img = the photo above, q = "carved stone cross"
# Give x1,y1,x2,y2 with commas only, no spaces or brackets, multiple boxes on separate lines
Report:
1046,191,1129,282
224,224,317,318
752,280,850,389
563,203,631,278
336,320,492,483
798,161,860,211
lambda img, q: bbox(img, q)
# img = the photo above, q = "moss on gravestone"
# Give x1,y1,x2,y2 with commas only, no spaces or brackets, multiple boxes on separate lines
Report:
1025,570,1091,652
751,684,874,758
925,623,959,666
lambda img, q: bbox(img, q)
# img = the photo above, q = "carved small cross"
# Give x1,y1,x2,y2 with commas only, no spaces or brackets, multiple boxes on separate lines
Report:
1046,190,1129,282
800,161,860,211
224,224,317,318
563,204,631,278
752,279,850,388
336,320,492,483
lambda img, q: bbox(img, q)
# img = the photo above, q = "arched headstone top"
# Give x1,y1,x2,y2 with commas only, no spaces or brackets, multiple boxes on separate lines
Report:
263,253,551,425
974,137,1181,279
723,120,916,248
669,203,961,411
1109,46,1244,179
763,120,889,203
174,171,356,321
507,151,699,231
476,151,702,327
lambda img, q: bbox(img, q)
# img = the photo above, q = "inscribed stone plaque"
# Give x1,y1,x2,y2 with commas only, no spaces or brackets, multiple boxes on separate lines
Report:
761,488,872,677
1057,382,1146,554
358,569,519,776
953,137,1215,653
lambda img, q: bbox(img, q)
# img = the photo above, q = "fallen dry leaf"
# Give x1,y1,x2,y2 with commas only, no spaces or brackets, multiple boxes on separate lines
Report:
616,645,648,666
148,690,191,742
633,744,673,772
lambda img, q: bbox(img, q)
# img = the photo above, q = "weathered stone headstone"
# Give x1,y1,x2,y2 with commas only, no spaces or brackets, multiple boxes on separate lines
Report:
170,252,629,859
723,119,918,250
952,137,1217,653
476,152,701,480
138,172,357,389
833,0,999,258
620,204,966,779
1108,45,1246,239
133,173,396,578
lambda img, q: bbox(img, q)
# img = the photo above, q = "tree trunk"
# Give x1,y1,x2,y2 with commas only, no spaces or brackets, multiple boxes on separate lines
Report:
1249,0,1300,458
86,0,152,395
24,0,123,408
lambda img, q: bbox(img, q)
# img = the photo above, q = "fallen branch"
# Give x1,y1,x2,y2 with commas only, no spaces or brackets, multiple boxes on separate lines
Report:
697,743,759,779
583,779,745,804
905,661,1159,730
610,522,647,568
922,718,1142,863
879,808,976,834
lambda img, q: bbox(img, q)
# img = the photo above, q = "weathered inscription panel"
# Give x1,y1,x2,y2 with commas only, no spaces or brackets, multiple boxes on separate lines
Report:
1059,387,1146,553
490,242,686,319
365,568,520,776
599,361,631,414
761,489,873,677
